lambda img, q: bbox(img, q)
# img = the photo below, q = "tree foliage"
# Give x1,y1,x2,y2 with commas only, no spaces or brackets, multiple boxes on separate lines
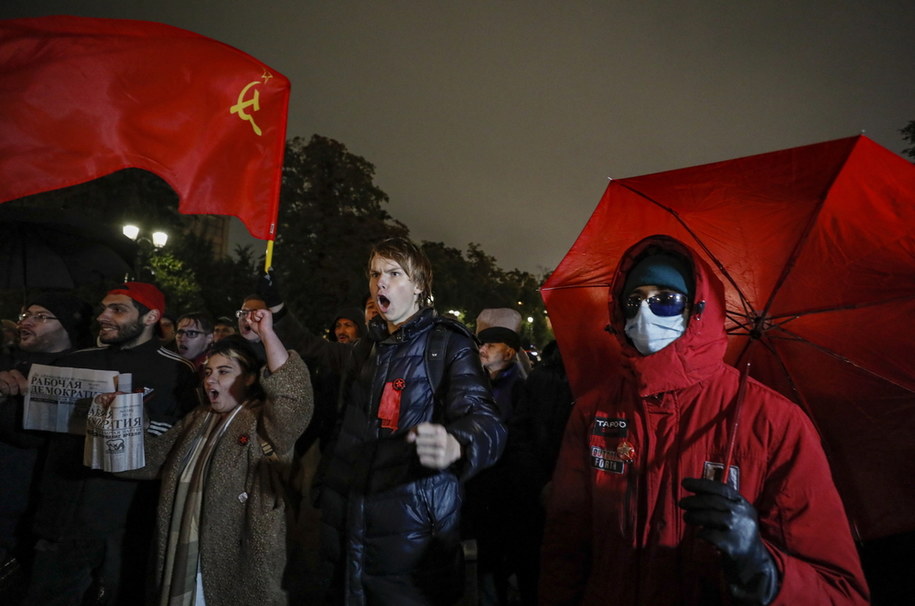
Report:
272,135,550,346
901,120,915,160
0,169,257,320
422,241,550,346
272,135,408,330
1,136,551,348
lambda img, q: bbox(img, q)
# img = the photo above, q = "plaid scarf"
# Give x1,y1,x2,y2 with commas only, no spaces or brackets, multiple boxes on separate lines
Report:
160,405,244,606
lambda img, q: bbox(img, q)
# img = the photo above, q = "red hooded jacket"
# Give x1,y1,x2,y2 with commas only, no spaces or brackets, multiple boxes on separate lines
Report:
540,236,869,605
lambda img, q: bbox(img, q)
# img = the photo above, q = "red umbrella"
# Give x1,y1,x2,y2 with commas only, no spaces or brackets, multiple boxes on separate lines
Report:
541,136,915,541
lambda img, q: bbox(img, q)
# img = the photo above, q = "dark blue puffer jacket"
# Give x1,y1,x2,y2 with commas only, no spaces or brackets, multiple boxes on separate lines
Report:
319,308,505,605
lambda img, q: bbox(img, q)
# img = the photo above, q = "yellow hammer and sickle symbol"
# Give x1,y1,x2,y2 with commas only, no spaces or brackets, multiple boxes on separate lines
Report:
230,81,263,136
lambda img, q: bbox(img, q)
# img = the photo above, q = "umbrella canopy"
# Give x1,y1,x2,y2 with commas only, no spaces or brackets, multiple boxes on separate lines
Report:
0,205,137,290
541,135,915,541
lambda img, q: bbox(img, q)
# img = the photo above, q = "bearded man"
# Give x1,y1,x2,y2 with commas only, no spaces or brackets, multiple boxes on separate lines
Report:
25,282,200,606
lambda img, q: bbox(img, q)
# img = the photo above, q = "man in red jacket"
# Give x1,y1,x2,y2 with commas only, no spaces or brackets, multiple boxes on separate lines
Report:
540,235,869,605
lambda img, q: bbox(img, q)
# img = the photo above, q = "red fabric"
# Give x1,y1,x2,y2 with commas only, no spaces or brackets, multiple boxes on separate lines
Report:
541,136,915,541
540,236,869,606
0,16,290,240
107,282,165,314
378,381,403,431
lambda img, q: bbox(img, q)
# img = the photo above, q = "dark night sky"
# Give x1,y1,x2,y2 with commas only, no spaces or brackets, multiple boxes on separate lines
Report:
3,1,913,273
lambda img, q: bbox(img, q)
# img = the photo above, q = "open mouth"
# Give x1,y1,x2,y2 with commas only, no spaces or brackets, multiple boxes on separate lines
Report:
207,389,219,403
377,295,391,313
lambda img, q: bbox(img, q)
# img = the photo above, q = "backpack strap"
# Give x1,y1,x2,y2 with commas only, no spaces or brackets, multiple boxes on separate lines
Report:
425,322,451,400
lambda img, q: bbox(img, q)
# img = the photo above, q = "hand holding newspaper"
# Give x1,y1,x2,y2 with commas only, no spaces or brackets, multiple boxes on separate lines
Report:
24,364,125,434
84,390,147,472
21,364,147,471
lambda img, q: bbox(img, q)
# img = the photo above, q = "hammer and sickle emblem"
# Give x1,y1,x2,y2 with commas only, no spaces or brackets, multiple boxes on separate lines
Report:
230,81,263,136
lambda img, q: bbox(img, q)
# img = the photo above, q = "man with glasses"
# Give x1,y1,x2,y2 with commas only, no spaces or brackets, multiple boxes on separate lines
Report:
174,312,214,370
0,293,92,597
236,294,270,346
540,235,868,606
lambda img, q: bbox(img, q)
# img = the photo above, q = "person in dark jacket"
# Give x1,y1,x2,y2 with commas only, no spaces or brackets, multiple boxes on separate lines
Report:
0,293,93,602
318,236,506,605
327,307,366,344
463,323,526,605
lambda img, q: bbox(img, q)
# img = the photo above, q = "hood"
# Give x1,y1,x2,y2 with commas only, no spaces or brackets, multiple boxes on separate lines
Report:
327,306,367,342
608,235,727,395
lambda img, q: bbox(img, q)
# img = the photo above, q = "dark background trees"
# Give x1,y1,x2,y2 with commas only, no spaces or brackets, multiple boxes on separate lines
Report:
7,122,914,346
272,135,550,345
1,134,552,347
901,120,915,160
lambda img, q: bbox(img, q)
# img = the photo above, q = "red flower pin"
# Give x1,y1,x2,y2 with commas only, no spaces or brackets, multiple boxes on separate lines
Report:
238,434,250,445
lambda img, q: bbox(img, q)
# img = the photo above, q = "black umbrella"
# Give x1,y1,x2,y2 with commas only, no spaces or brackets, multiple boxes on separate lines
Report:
0,205,137,289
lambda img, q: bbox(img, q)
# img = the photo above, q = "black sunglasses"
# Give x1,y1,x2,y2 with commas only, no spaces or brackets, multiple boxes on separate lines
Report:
623,291,688,319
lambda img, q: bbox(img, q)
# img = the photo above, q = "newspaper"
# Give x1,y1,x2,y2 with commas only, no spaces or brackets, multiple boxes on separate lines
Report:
84,391,146,472
23,364,127,434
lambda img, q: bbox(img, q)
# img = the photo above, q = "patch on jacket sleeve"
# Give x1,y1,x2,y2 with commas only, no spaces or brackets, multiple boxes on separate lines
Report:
378,381,403,430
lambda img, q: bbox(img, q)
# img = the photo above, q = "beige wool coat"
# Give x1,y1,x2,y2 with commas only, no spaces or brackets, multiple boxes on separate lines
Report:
125,351,313,606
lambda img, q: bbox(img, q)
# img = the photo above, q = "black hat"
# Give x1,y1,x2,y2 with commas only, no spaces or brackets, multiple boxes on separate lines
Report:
477,326,522,351
27,292,93,348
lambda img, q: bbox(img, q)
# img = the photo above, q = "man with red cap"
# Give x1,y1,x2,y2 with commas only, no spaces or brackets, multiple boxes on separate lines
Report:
24,282,200,606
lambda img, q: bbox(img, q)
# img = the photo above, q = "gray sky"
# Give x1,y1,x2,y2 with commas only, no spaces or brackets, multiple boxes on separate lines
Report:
3,1,913,274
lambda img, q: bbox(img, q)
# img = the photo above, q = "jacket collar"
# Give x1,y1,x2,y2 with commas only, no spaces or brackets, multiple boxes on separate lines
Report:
382,307,437,344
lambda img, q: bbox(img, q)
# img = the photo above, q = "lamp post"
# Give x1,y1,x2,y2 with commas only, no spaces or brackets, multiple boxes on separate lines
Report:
122,223,168,280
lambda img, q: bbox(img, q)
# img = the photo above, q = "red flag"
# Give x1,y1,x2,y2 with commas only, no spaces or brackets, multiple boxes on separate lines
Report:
0,16,290,241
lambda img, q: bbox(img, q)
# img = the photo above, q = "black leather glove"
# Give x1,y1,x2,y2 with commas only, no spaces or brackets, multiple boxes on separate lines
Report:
366,313,389,343
256,269,287,321
679,477,779,605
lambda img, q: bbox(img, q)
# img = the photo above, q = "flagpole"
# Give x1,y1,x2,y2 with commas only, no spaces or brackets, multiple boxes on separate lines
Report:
264,239,274,272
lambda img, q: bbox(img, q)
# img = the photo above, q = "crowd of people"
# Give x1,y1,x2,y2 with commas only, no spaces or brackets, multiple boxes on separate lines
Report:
0,235,870,605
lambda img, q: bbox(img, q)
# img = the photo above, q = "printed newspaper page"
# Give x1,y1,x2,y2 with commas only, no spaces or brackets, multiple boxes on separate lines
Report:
23,364,124,434
84,391,146,472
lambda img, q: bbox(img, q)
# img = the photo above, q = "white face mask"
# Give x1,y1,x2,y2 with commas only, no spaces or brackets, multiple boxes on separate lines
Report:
624,302,687,355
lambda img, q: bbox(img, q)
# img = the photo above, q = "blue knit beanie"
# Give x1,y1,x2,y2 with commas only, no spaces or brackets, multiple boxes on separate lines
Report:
623,253,691,296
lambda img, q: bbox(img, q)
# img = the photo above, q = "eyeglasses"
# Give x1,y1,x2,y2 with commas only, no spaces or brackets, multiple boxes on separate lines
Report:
18,312,58,323
235,309,255,319
623,291,688,319
176,329,208,338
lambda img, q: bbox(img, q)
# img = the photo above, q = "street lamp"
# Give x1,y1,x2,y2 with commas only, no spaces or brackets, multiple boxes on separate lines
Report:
122,223,169,280
122,224,140,240
151,231,169,248
122,224,168,248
